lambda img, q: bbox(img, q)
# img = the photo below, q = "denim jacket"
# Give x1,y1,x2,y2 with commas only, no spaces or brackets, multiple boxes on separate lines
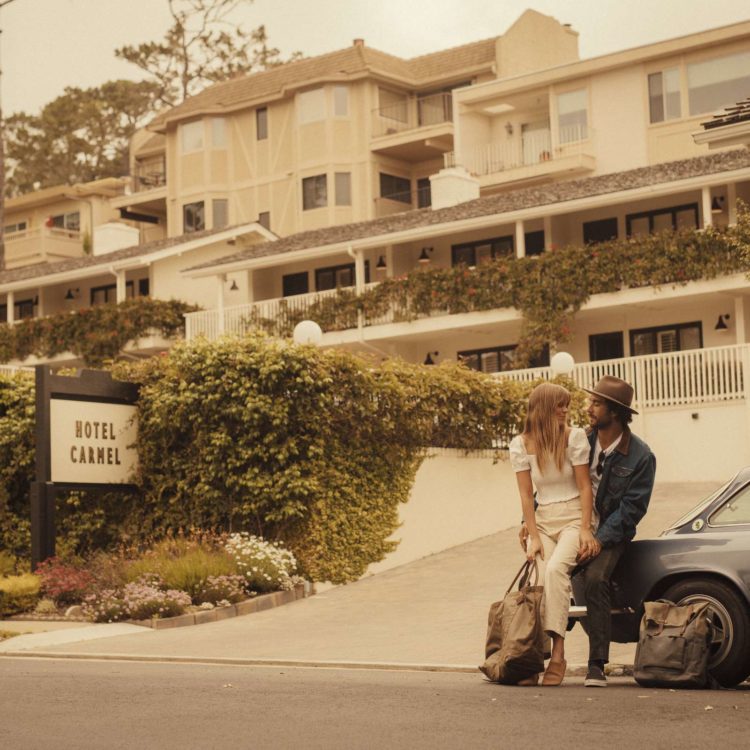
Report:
588,427,656,547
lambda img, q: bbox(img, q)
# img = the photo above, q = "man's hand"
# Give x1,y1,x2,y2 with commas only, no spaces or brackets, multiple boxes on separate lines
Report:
577,535,602,563
518,523,529,553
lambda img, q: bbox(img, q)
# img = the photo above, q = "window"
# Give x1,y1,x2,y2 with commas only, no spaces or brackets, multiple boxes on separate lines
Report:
211,118,227,149
557,89,588,143
524,230,545,257
0,298,36,322
459,344,549,374
283,272,309,297
710,484,750,527
49,212,80,232
687,51,750,116
302,175,328,210
183,201,205,233
452,236,514,267
315,262,370,291
417,177,431,208
333,86,349,117
378,88,408,123
181,120,203,153
138,278,150,297
648,68,681,123
213,199,228,229
626,203,698,237
258,211,271,230
90,281,135,307
335,172,351,206
379,172,411,204
4,221,27,234
630,322,702,356
589,332,624,362
256,108,268,140
298,88,326,124
583,218,618,245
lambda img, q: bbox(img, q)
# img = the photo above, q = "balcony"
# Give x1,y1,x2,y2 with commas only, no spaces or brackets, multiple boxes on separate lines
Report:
446,125,596,187
374,185,431,217
496,343,749,411
133,158,166,193
371,92,454,161
4,226,85,269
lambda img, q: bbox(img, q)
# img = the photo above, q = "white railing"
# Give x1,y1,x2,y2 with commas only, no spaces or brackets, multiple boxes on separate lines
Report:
372,92,453,138
0,365,34,376
495,344,749,409
446,124,593,177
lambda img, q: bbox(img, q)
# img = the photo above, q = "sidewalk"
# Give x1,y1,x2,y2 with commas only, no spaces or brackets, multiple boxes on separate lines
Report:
0,482,718,671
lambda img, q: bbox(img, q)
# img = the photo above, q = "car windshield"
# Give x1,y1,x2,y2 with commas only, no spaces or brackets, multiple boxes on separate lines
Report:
665,479,732,531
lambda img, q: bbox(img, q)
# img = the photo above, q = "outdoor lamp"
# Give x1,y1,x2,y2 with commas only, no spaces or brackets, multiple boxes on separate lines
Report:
376,255,387,272
550,351,575,376
505,121,514,136
229,279,239,291
418,247,433,264
293,320,323,346
715,314,730,332
711,196,724,214
423,351,438,365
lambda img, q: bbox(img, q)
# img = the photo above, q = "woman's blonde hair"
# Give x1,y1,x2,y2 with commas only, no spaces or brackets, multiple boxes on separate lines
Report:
523,383,571,474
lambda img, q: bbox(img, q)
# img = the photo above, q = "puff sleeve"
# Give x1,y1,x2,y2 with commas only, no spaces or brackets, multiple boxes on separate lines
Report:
509,435,531,473
568,427,591,466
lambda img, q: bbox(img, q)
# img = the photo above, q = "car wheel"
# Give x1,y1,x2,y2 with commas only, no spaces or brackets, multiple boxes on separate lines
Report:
663,578,750,688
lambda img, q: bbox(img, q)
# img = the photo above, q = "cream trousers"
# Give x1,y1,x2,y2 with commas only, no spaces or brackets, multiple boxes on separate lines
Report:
529,497,583,639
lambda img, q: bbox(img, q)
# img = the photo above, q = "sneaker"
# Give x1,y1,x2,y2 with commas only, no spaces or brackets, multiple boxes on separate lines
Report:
584,665,607,687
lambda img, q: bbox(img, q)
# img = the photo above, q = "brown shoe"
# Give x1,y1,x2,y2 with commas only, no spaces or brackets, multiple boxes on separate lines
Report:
516,673,540,686
541,659,567,686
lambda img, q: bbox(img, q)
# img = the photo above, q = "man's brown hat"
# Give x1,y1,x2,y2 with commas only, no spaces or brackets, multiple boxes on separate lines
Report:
583,375,638,414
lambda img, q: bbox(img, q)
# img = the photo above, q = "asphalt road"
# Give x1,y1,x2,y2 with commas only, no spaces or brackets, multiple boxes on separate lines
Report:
1,659,748,750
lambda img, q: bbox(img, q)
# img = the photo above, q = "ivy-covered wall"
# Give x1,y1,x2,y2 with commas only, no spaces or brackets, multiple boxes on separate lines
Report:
0,335,587,582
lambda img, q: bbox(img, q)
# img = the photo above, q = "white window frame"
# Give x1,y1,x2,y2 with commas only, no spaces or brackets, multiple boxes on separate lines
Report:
181,120,204,153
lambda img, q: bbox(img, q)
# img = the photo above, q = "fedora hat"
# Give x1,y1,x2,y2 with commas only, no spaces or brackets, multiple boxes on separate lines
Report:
583,375,638,414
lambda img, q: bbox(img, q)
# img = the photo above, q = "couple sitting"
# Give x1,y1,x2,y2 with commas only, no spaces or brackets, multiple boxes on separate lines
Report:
509,376,656,687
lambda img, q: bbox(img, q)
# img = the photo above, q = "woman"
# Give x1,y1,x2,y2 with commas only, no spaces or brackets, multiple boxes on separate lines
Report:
509,382,596,686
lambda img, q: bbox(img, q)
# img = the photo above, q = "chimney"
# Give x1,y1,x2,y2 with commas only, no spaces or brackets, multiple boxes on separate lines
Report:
353,38,365,47
429,166,480,210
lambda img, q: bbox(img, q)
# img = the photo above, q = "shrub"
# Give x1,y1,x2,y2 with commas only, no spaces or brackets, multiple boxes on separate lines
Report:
0,573,40,617
120,578,192,620
35,557,95,606
0,550,17,577
82,589,129,624
225,534,297,594
194,574,247,605
34,598,59,615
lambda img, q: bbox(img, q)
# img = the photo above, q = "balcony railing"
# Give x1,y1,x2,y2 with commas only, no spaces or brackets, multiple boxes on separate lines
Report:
494,344,749,409
133,158,167,192
5,226,84,266
445,124,594,177
372,92,453,138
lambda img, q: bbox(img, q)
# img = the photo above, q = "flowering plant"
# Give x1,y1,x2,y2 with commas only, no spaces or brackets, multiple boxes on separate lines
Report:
195,574,247,605
224,534,297,593
34,557,94,606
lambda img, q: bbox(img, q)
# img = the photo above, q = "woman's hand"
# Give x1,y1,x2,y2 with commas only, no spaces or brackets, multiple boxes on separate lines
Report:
577,528,598,561
526,534,544,562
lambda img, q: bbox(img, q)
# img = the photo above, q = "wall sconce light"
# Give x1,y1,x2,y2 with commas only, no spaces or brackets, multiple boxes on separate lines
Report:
376,255,387,272
715,313,730,332
505,121,514,136
418,247,433,264
64,288,79,301
229,279,239,291
711,196,725,214
423,351,439,366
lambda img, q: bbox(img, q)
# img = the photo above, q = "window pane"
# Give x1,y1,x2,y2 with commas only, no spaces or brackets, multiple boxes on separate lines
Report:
679,326,701,350
657,330,679,353
664,68,681,119
583,217,618,244
335,172,351,206
213,199,228,229
480,351,500,373
589,332,624,361
298,88,326,124
302,174,327,210
336,267,354,287
283,272,309,297
557,89,587,142
687,51,750,116
379,172,411,203
211,118,226,148
710,485,750,526
379,88,408,122
316,270,336,291
183,201,205,233
258,211,270,230
491,237,514,257
417,177,431,208
333,85,349,117
632,332,656,356
475,244,492,266
648,72,665,123
452,245,475,266
629,216,650,237
461,353,480,371
181,121,203,152
65,212,80,231
653,212,673,233
256,108,268,140
676,208,697,229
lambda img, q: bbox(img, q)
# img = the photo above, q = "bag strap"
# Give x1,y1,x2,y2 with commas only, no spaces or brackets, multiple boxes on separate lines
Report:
506,561,532,594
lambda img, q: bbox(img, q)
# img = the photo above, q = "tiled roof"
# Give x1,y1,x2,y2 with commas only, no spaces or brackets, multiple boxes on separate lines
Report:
187,149,750,272
151,39,496,128
0,224,260,287
702,98,750,130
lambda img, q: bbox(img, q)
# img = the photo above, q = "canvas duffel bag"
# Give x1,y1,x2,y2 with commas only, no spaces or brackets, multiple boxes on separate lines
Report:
634,599,713,689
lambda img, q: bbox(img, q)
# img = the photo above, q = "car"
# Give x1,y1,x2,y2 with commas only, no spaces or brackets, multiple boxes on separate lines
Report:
571,468,750,687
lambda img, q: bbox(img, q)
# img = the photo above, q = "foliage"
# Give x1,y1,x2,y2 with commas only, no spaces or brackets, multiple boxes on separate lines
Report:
34,598,60,615
34,557,95,606
83,577,192,622
0,573,40,617
224,533,297,593
0,298,197,367
0,551,17,577
194,574,247,605
5,80,160,195
115,0,301,107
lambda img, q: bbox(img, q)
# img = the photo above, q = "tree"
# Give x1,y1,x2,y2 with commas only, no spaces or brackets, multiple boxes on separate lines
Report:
115,0,301,107
4,80,159,195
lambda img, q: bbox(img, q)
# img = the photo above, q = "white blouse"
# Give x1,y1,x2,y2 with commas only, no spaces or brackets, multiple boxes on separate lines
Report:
509,427,591,505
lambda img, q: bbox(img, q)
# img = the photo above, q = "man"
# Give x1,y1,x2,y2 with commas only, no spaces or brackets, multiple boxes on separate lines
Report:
519,375,656,687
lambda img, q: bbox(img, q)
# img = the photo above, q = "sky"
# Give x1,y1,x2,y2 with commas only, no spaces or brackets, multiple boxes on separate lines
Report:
2,0,750,116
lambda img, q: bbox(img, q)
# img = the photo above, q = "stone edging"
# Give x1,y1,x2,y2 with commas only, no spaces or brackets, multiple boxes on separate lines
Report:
130,582,312,630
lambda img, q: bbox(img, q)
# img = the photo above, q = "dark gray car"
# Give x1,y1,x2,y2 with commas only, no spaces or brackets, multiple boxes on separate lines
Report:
572,468,750,687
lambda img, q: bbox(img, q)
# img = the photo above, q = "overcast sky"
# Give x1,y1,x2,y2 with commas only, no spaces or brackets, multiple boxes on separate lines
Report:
2,0,750,116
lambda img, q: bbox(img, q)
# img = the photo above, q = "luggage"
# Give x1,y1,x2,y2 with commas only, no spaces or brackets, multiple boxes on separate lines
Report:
479,560,546,684
633,599,713,689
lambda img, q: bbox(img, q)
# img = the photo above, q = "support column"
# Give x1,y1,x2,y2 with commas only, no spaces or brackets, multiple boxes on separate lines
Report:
245,270,254,304
543,215,553,252
36,288,44,318
701,186,713,229
217,274,226,335
727,183,738,226
734,296,747,345
354,249,365,293
385,245,394,278
7,291,14,325
515,220,526,259
115,270,127,302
